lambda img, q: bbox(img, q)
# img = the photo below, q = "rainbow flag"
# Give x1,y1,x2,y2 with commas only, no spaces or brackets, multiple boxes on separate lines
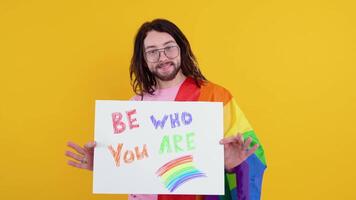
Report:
156,155,206,192
157,78,267,200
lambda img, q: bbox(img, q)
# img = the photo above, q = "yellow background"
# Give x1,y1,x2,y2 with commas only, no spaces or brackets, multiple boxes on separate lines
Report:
1,0,355,199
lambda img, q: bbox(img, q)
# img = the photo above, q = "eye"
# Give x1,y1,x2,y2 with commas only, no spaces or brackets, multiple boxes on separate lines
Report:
165,46,175,51
146,49,158,55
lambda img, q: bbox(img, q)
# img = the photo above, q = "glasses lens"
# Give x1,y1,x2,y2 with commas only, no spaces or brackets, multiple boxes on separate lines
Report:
145,46,179,62
164,46,179,59
145,50,159,62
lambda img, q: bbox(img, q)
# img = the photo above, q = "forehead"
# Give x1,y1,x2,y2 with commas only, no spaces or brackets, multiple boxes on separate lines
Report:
144,30,176,49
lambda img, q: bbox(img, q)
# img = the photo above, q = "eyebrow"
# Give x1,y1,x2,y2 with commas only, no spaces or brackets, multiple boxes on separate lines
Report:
145,40,176,50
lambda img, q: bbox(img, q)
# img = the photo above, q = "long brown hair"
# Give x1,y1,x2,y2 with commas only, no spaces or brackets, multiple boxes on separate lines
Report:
129,19,207,96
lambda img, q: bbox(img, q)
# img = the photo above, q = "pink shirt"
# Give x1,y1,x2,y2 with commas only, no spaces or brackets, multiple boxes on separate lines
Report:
131,80,184,101
128,79,185,200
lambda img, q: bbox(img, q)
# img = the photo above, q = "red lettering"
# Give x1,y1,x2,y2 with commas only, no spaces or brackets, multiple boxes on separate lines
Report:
112,109,140,134
112,112,126,134
127,109,140,130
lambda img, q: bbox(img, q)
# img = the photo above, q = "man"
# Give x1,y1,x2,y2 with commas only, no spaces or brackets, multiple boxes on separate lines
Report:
66,19,266,200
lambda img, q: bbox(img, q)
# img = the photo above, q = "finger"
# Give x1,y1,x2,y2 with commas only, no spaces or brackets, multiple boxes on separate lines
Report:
67,141,86,155
220,135,240,144
235,134,244,145
65,151,84,162
245,143,259,158
227,134,243,148
223,142,233,150
67,160,87,169
84,141,96,151
243,137,252,150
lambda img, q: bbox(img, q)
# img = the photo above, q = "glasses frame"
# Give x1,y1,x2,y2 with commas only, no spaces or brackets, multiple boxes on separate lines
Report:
144,45,180,63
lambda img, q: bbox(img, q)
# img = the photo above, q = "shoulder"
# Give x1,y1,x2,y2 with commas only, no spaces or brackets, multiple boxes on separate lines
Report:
200,81,233,104
203,81,232,95
130,95,142,101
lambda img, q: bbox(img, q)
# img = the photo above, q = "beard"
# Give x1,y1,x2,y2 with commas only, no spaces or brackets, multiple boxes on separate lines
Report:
151,60,181,81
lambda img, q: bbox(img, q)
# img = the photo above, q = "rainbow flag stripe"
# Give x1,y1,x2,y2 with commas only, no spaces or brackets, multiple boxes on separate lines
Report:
157,78,266,200
156,155,206,192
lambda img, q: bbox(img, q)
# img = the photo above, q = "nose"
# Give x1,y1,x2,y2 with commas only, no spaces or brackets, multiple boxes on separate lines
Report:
158,50,168,62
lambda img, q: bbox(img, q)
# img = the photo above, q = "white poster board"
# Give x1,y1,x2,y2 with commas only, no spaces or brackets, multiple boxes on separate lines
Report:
93,100,224,195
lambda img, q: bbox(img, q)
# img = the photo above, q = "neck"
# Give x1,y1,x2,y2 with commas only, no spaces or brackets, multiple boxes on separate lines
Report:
156,71,186,89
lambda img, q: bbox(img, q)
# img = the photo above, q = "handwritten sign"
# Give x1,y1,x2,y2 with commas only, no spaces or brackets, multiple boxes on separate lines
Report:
93,100,224,195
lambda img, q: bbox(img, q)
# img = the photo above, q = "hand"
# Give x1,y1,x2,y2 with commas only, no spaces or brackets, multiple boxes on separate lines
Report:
65,141,96,171
219,133,259,171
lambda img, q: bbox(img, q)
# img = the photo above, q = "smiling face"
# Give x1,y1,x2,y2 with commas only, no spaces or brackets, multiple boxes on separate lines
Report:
143,30,182,81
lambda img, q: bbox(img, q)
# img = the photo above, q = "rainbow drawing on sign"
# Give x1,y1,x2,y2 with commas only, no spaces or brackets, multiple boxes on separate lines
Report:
156,155,206,192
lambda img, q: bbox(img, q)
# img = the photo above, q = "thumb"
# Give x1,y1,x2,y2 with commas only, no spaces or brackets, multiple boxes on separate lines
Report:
84,141,96,150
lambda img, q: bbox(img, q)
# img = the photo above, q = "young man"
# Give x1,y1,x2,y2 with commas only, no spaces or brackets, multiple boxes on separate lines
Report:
66,19,266,200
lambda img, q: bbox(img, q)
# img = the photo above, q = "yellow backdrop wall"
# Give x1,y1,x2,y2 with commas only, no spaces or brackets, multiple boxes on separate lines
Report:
1,0,355,199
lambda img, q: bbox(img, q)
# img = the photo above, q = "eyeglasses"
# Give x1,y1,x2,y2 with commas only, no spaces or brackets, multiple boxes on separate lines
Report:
144,46,180,63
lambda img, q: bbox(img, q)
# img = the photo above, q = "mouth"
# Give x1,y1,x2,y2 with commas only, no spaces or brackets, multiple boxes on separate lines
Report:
157,62,174,71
